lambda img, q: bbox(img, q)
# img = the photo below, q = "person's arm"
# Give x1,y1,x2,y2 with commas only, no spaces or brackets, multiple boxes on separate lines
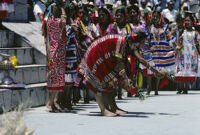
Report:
59,7,67,28
114,52,132,90
195,31,200,55
133,49,163,77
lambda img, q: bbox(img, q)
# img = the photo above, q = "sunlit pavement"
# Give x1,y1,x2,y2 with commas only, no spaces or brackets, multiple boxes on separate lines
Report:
24,91,200,135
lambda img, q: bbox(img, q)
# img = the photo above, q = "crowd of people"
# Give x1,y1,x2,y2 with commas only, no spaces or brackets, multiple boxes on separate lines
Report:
31,0,200,116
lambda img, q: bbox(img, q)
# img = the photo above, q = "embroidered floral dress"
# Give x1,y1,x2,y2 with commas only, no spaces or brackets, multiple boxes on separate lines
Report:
45,17,66,91
175,30,200,82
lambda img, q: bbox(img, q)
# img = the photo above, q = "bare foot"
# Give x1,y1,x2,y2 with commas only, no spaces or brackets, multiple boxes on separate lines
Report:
102,109,117,117
54,102,62,111
115,109,128,115
46,104,51,110
46,104,60,113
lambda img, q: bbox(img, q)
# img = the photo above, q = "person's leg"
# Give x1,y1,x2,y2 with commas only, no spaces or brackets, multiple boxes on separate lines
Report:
94,93,117,117
84,89,90,104
146,77,152,95
112,95,128,114
117,84,123,100
155,78,160,95
65,86,73,110
72,87,80,105
0,19,3,29
176,82,182,94
54,92,63,110
46,91,59,112
102,93,111,111
103,92,127,114
182,82,189,94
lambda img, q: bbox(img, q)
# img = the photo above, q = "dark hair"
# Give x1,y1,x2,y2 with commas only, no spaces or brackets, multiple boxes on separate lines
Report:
127,32,147,47
76,5,88,17
54,0,63,6
152,10,161,17
53,5,62,18
115,7,126,16
98,7,111,23
98,7,111,16
185,14,195,23
127,4,139,15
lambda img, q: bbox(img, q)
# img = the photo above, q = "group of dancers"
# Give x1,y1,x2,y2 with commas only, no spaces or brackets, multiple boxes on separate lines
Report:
42,0,200,116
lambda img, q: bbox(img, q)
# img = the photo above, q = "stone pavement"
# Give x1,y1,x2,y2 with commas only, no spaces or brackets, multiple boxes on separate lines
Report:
23,91,200,135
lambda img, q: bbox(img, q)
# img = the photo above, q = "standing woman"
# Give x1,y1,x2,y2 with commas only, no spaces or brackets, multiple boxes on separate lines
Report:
175,14,200,94
147,10,176,95
74,5,99,104
126,4,146,97
113,6,128,36
113,6,128,99
126,5,146,34
42,1,67,112
96,7,114,37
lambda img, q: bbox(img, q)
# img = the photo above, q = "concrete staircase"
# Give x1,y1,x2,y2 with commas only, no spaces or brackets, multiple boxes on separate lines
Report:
0,28,48,112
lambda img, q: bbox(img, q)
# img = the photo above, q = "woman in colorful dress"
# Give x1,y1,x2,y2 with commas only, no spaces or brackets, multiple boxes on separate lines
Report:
146,10,176,95
175,14,200,94
54,3,78,111
175,12,184,94
96,7,114,37
113,6,127,36
126,4,147,97
78,32,164,116
0,0,14,29
74,5,100,103
113,6,128,100
126,5,146,34
42,2,67,112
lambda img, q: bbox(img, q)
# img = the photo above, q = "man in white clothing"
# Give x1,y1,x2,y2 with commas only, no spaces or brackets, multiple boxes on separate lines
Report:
162,0,177,23
33,0,46,22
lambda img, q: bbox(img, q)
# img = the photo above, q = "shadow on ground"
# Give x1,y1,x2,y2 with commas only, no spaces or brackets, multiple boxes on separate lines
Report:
83,111,179,118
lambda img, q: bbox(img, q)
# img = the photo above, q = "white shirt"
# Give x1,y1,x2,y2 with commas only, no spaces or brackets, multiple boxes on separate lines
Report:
33,1,46,22
162,9,177,22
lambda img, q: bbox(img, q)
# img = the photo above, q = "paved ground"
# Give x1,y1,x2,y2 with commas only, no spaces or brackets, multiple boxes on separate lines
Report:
23,91,200,135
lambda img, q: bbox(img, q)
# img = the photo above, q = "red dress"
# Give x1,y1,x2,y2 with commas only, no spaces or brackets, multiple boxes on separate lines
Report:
46,17,66,91
78,34,126,93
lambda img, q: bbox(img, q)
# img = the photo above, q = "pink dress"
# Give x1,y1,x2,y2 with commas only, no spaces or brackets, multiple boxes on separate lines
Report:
46,17,66,91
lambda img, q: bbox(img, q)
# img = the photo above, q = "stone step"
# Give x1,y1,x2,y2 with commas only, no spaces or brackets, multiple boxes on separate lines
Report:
1,64,47,85
0,30,14,48
0,83,47,112
0,47,34,65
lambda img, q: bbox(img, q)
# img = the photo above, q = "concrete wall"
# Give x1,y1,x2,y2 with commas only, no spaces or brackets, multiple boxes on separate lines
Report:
6,0,28,22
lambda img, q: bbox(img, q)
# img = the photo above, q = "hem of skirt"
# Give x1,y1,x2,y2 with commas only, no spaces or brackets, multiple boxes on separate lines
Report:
146,74,155,77
174,76,196,82
47,86,64,92
86,82,113,94
65,82,74,86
